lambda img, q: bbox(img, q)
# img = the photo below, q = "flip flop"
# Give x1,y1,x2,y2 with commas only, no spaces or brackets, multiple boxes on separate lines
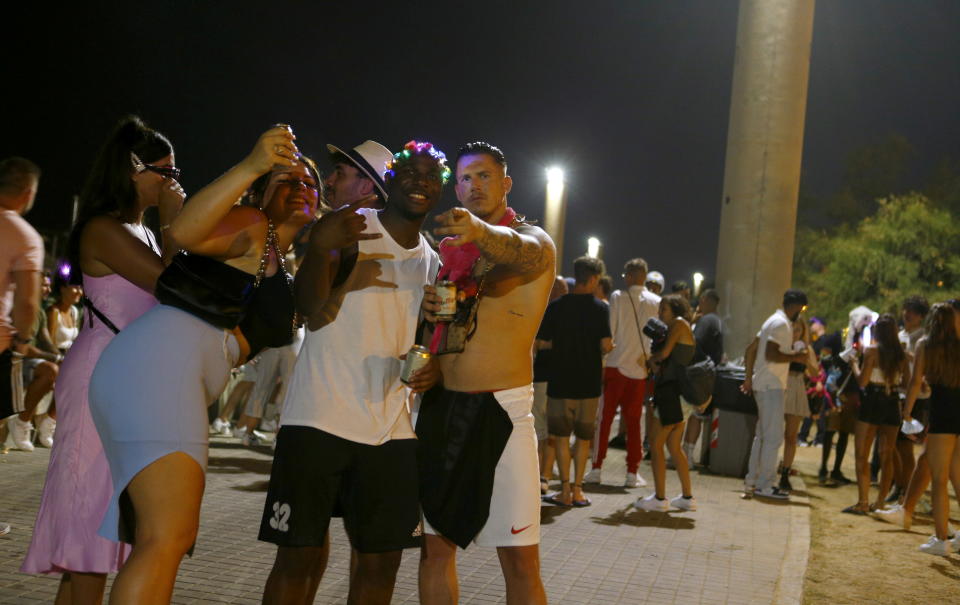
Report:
842,504,869,515
572,496,592,507
541,492,572,507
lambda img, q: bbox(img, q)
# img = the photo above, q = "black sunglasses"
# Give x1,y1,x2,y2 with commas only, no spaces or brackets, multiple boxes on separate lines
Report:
143,164,182,181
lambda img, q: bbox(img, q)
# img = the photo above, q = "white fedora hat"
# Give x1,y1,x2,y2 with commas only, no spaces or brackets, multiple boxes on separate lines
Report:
326,140,394,200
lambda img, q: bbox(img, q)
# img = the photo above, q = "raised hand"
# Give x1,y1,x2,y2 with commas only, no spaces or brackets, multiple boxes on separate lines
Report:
308,194,383,251
241,125,299,175
433,207,485,246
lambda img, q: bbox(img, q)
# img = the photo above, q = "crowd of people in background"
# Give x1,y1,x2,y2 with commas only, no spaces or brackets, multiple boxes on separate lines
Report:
2,114,960,605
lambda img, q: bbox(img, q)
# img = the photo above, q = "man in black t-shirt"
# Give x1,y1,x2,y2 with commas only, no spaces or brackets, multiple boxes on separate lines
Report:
683,289,724,466
536,256,612,507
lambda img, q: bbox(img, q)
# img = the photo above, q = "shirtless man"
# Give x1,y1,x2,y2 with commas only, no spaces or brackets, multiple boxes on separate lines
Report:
418,142,555,605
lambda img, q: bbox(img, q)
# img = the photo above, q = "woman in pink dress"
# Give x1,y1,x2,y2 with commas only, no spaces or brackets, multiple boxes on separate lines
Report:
22,115,184,605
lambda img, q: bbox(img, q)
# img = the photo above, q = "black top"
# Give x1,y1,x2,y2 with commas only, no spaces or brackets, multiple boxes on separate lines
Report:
533,348,552,383
693,312,723,365
155,253,294,358
240,269,295,359
537,293,611,399
660,342,695,384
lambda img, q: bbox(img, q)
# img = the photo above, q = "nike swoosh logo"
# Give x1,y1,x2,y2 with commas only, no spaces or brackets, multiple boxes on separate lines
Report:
511,524,532,535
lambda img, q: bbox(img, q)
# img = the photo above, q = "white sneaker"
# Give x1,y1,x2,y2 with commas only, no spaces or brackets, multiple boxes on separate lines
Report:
211,417,227,434
260,419,278,433
872,504,906,527
9,417,34,452
242,430,269,447
919,536,952,556
36,417,55,448
624,472,647,488
670,495,698,511
635,494,669,512
583,468,602,484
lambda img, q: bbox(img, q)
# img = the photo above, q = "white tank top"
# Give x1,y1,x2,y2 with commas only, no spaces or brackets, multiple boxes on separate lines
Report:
52,305,79,350
280,208,440,445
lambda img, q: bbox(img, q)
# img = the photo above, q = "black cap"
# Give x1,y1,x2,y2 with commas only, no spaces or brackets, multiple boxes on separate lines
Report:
783,289,808,307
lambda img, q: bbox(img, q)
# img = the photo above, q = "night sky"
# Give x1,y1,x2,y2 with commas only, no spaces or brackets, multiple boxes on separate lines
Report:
5,1,960,284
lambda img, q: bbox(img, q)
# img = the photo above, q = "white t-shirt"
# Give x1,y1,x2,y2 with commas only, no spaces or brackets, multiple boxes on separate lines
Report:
605,285,661,379
0,209,44,351
280,208,440,445
752,309,794,391
900,327,930,398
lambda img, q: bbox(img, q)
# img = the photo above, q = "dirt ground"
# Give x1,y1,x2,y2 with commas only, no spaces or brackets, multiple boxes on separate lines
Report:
791,441,960,604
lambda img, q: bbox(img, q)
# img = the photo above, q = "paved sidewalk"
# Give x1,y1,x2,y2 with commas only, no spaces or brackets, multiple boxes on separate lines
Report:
1,435,809,604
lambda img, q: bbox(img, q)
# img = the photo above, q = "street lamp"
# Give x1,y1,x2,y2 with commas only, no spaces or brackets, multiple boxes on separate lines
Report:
544,166,567,271
693,272,704,296
587,236,601,259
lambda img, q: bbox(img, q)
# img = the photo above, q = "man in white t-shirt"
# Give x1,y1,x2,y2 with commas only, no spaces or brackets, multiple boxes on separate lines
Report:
0,157,43,537
585,257,660,487
743,289,809,500
259,142,446,605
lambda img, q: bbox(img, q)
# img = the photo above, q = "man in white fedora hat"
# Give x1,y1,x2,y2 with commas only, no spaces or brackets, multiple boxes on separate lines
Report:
323,140,393,210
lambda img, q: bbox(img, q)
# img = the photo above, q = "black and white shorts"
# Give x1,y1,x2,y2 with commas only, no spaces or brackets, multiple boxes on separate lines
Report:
258,425,422,553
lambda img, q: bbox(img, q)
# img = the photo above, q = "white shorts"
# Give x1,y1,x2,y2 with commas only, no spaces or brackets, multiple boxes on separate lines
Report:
423,384,541,547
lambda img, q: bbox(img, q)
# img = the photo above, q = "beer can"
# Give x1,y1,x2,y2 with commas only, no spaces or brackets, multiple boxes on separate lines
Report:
435,281,457,321
401,345,432,384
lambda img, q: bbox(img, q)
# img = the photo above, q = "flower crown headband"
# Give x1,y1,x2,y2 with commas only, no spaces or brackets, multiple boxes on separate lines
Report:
384,140,452,184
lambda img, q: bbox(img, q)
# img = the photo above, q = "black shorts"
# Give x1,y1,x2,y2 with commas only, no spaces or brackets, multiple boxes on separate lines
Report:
258,426,422,553
0,349,23,419
930,395,960,435
858,385,901,427
654,380,684,427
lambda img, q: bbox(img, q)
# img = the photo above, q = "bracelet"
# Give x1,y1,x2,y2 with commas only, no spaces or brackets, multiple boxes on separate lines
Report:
159,223,172,231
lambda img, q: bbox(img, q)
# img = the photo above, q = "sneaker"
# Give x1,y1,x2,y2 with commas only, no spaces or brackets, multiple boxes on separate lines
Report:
624,472,646,488
9,417,34,452
242,430,269,447
670,495,697,511
872,504,907,528
919,536,952,556
0,522,9,536
886,485,903,504
779,473,794,492
743,482,755,497
818,468,828,483
634,494,669,512
830,470,853,485
260,419,278,433
211,417,228,434
916,496,933,515
583,468,602,484
36,416,55,448
951,532,960,551
754,486,790,500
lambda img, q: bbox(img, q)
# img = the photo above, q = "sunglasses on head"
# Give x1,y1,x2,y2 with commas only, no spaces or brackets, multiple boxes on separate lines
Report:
131,152,181,181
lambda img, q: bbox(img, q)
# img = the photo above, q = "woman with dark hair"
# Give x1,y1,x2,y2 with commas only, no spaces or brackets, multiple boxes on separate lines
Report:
22,115,184,604
88,125,316,603
904,303,960,555
636,294,699,512
843,314,909,515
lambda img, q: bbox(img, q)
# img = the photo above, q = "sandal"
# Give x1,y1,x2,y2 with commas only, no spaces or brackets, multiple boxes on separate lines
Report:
842,503,870,516
540,476,550,495
541,480,572,507
572,483,592,507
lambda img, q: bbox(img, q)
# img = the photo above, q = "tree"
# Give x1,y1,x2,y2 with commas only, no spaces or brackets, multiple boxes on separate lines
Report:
793,193,960,330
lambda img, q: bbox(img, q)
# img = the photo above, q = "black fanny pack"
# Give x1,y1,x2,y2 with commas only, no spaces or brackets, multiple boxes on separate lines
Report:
155,253,254,330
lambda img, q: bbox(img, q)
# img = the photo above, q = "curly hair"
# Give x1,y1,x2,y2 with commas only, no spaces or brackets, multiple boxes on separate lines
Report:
661,294,693,322
385,140,451,184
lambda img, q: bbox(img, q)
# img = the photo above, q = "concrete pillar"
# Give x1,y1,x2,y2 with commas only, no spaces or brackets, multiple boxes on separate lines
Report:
544,171,567,272
715,0,815,360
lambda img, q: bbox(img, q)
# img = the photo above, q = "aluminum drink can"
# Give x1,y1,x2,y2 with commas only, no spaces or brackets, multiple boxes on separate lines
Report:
401,345,432,384
435,281,457,321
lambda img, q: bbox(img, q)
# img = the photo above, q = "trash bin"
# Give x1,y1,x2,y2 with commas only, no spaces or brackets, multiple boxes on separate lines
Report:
709,366,758,477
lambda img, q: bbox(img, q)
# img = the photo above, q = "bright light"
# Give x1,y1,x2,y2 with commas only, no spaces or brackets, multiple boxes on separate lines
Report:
587,237,601,259
546,167,564,184
693,272,704,292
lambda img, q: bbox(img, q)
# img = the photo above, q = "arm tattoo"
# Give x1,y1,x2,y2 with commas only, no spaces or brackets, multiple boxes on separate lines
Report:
476,224,552,273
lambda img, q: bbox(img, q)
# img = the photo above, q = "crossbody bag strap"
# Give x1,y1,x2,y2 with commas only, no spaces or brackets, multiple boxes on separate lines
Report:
82,296,120,335
627,290,649,361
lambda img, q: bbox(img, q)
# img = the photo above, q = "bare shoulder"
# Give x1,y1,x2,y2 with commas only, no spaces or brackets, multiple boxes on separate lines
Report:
515,223,555,250
212,205,267,239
